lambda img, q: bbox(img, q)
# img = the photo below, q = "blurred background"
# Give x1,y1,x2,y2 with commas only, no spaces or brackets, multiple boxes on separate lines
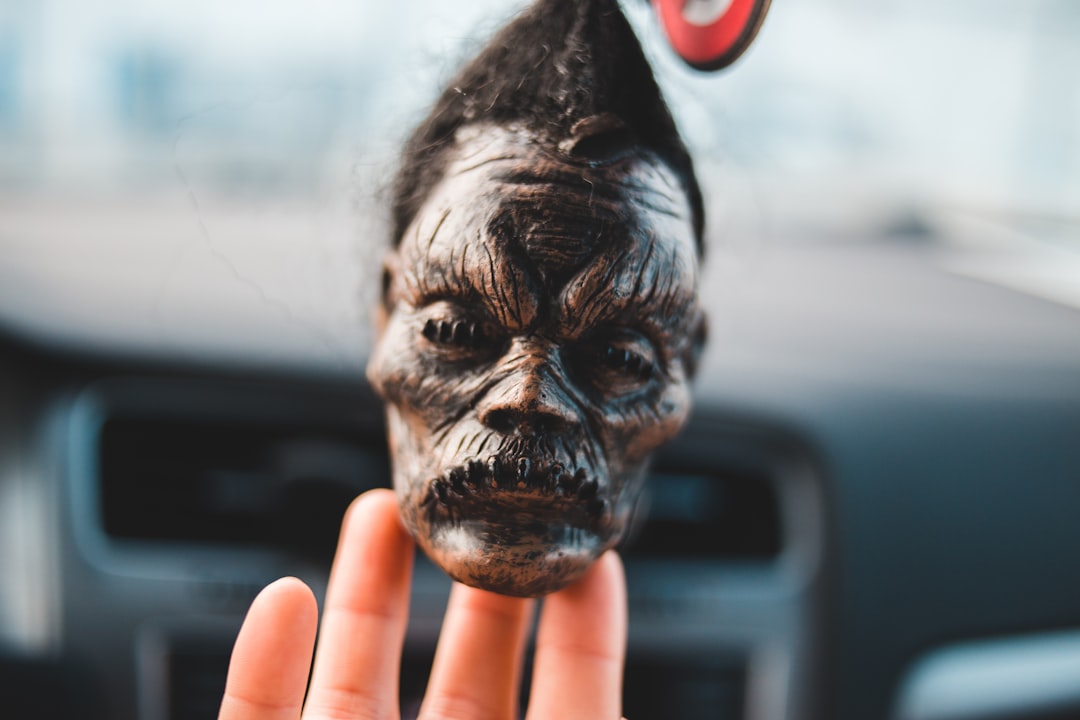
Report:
1,0,1076,369
1,2,1079,720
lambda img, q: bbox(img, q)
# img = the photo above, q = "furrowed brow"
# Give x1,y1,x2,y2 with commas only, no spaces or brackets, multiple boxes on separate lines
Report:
410,237,541,331
560,244,696,337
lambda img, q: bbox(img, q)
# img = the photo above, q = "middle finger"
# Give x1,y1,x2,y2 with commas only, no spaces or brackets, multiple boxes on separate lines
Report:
419,583,535,720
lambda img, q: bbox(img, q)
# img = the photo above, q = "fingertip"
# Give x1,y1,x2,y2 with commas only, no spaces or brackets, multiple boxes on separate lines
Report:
541,549,628,657
553,550,627,615
345,486,399,516
255,577,318,630
341,487,398,524
324,486,414,617
242,576,318,641
339,488,410,550
259,576,317,606
221,578,318,719
593,549,626,593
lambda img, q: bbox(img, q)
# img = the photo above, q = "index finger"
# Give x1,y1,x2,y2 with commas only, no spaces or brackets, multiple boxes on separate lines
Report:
303,489,414,720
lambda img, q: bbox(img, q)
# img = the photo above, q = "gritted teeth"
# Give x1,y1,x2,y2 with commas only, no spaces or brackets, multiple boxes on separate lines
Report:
424,455,604,517
448,467,469,494
556,467,586,496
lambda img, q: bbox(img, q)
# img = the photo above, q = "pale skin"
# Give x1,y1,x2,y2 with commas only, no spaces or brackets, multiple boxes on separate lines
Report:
218,489,628,720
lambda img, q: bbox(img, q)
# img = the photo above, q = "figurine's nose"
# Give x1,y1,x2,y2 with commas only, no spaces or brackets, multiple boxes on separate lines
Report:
477,355,579,436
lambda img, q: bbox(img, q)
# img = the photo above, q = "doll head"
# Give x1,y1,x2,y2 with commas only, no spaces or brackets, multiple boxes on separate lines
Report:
367,0,705,596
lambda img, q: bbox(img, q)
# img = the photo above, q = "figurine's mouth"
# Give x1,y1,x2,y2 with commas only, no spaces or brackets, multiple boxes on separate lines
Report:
419,454,609,526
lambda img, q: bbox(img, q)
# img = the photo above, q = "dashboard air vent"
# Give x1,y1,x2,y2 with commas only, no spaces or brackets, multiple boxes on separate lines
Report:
98,415,389,560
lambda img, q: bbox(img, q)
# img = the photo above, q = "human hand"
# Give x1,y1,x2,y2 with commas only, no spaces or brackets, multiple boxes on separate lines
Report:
217,488,627,720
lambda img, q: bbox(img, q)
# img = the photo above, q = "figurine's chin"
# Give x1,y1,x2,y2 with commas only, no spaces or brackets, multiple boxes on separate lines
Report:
419,517,609,597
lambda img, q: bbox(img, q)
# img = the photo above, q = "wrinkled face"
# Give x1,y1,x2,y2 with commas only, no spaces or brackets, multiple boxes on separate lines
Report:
367,126,702,596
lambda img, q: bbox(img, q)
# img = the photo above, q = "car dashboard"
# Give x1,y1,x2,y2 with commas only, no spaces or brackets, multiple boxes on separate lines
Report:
3,236,1080,720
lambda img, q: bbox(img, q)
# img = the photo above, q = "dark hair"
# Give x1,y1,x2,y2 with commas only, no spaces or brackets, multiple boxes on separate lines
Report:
390,0,704,252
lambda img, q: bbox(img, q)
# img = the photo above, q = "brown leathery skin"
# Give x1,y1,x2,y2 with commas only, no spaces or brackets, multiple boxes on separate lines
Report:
367,126,702,596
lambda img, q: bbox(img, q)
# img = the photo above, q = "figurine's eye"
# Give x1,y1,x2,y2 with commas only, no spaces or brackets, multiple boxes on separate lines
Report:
598,342,655,381
568,329,658,395
418,302,504,362
421,317,488,349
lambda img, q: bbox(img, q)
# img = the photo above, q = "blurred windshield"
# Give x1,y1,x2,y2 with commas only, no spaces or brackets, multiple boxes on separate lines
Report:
2,0,1076,213
0,0,1077,365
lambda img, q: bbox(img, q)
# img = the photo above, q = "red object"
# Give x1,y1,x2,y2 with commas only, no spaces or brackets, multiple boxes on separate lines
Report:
652,0,771,71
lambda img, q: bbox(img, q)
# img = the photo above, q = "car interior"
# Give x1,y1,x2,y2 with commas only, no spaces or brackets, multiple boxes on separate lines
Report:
1,1,1079,719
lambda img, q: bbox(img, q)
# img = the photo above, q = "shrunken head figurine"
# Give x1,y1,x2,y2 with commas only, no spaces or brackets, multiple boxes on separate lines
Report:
367,0,706,596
